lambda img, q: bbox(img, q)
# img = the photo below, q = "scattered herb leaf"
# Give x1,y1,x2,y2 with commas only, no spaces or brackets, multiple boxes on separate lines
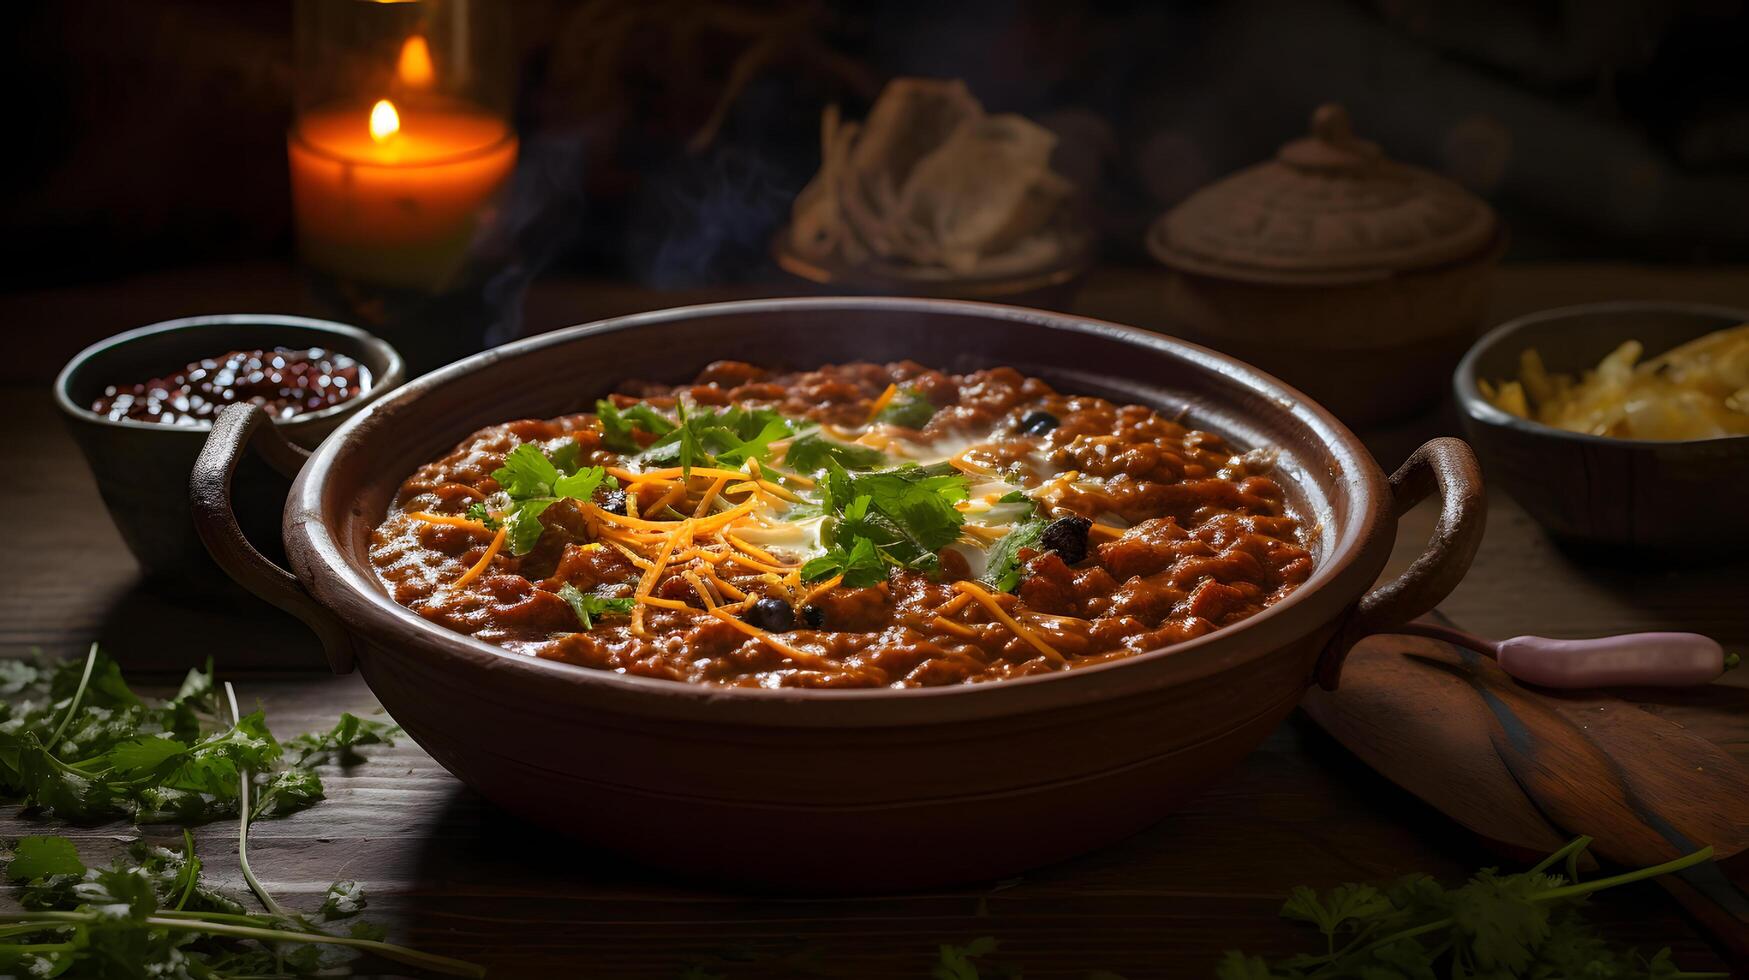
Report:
981,518,1048,593
806,463,969,582
783,431,888,474
635,402,799,475
875,386,937,430
557,584,638,630
799,535,887,588
597,399,677,453
3,834,481,978
1218,836,1724,980
0,648,395,826
487,441,615,556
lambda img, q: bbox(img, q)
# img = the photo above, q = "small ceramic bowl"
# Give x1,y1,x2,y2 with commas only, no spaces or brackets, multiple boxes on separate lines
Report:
1454,301,1749,556
55,314,404,587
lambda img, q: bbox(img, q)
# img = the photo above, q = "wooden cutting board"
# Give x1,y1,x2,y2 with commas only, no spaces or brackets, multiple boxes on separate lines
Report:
1302,629,1749,964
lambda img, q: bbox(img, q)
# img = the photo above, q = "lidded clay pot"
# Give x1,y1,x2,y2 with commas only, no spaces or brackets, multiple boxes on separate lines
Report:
1147,103,1504,426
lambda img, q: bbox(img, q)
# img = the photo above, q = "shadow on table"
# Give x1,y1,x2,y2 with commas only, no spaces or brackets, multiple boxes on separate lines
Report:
93,578,328,675
380,717,1506,978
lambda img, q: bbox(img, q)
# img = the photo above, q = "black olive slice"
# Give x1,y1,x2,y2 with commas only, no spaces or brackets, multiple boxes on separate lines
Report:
599,489,628,515
1040,515,1092,565
744,597,796,631
1019,409,1059,435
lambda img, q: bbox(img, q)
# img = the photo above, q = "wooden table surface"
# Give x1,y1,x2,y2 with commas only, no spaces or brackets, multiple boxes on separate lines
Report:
2,263,1746,977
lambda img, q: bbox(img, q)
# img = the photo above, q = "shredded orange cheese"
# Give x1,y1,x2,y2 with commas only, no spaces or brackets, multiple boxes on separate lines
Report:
706,607,836,669
699,567,747,600
935,592,976,618
451,526,507,589
947,449,996,477
589,498,758,533
647,483,687,516
605,541,654,570
865,383,899,424
757,463,815,489
798,573,842,606
725,552,797,575
693,474,731,517
630,521,691,636
613,465,751,483
954,581,1065,664
726,533,786,567
682,570,718,610
932,616,979,639
410,511,490,532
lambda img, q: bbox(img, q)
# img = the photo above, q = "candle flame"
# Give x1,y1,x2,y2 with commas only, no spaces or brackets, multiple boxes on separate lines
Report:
369,99,400,142
396,35,435,88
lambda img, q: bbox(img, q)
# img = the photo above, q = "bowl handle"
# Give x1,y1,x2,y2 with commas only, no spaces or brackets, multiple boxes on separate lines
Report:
190,403,357,674
1314,437,1485,690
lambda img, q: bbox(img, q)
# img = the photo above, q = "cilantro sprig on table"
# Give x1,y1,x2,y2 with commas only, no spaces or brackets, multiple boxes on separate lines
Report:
0,648,395,825
916,838,1725,980
484,442,615,555
0,648,478,978
1215,835,1724,980
0,834,475,978
802,462,970,586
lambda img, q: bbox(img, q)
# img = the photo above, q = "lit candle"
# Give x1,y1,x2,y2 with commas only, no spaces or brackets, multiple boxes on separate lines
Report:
288,36,518,291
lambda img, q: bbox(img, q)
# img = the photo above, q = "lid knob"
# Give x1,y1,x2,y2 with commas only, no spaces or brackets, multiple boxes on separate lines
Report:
1278,102,1381,174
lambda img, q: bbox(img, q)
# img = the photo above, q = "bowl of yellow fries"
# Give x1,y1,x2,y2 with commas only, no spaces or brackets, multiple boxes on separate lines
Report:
1455,301,1749,554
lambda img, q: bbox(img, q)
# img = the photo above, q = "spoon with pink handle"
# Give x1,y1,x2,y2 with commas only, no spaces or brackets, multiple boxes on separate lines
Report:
1390,621,1740,689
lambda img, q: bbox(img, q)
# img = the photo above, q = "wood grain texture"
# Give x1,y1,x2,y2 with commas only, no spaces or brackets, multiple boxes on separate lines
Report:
1,264,1745,975
0,674,1730,978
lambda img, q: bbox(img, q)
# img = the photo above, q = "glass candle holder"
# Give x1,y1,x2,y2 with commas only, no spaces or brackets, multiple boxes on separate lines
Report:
290,0,520,368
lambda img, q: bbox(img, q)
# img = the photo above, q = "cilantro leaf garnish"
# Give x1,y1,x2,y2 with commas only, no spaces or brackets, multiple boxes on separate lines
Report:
557,584,637,630
597,398,677,453
799,535,887,588
464,500,499,529
998,489,1030,504
981,518,1048,593
874,386,937,429
783,431,888,474
620,401,800,477
491,442,562,498
804,462,970,582
487,441,615,555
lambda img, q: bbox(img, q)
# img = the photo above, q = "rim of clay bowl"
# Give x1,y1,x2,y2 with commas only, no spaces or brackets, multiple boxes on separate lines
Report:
286,297,1399,720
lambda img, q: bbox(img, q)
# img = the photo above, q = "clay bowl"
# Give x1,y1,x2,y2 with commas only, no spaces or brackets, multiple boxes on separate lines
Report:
192,298,1483,891
1455,300,1749,557
55,314,403,589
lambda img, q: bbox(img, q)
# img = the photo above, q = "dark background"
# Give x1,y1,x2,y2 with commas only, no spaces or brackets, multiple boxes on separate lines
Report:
4,0,1748,294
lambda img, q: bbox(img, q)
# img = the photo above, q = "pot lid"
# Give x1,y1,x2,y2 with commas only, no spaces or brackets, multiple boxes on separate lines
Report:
1150,104,1499,285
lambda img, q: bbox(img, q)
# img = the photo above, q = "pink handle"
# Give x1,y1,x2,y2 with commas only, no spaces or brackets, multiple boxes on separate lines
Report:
1496,633,1727,689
